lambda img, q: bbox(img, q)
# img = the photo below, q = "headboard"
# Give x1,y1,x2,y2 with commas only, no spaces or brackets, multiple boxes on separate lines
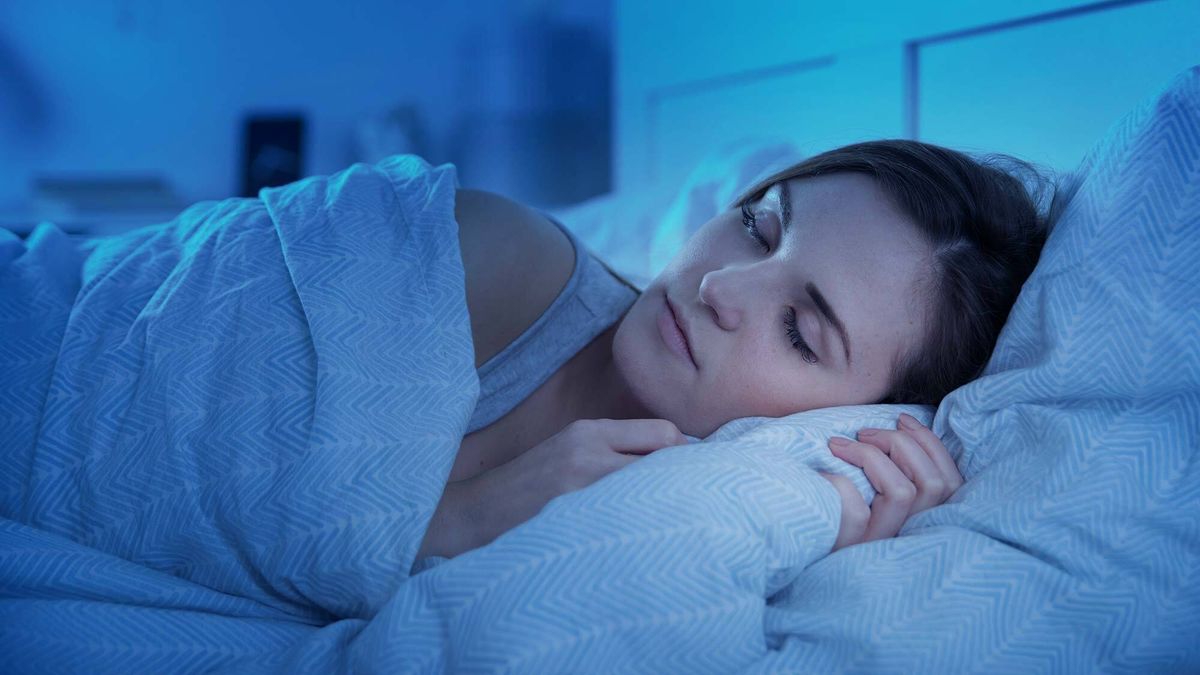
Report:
614,0,1199,193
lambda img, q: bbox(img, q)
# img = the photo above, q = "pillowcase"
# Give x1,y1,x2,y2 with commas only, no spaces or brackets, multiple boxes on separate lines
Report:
938,65,1200,478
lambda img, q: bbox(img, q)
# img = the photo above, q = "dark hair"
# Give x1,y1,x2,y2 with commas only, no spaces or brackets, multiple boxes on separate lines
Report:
734,139,1056,407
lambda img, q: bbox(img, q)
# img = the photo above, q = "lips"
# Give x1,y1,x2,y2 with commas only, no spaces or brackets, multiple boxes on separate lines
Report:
663,295,698,368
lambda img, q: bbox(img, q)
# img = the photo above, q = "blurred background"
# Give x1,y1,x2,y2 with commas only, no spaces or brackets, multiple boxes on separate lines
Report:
0,0,1196,236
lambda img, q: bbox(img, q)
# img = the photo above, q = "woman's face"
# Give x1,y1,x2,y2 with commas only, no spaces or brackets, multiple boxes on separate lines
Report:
612,172,936,438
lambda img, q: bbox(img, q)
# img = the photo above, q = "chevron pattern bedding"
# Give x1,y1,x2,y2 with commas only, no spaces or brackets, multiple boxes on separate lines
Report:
3,66,1199,673
740,67,1200,672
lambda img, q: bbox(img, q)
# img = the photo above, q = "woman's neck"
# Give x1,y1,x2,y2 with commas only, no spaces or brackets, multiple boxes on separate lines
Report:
555,320,653,427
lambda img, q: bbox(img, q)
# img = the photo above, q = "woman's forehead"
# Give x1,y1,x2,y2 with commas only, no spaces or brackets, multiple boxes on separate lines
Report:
774,175,928,262
779,174,907,224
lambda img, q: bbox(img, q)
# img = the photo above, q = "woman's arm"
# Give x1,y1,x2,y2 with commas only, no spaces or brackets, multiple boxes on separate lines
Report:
416,480,476,560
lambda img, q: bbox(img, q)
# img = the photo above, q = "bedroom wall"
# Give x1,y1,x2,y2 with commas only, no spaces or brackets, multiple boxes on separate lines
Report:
0,0,612,232
614,0,1200,193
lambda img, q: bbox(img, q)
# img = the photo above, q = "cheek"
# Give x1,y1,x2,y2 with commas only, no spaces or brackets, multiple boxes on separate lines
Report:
664,225,729,272
610,307,640,368
713,335,848,417
712,361,795,417
611,302,670,398
679,363,804,438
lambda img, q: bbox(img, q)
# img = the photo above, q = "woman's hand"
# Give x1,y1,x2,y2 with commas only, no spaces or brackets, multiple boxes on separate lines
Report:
418,418,688,561
818,413,963,552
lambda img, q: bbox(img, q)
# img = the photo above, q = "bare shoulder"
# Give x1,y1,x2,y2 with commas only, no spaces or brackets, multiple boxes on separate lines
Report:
454,188,576,369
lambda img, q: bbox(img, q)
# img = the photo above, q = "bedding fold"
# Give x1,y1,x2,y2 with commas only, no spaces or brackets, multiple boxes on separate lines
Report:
0,153,852,672
1,417,849,674
1,155,479,621
9,62,1198,672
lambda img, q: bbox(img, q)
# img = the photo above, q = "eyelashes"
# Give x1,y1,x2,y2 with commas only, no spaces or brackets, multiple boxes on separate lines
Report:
741,203,769,252
741,202,820,365
784,307,819,364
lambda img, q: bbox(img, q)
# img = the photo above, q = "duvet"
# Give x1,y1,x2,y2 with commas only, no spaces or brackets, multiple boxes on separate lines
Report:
3,64,1199,673
0,155,858,673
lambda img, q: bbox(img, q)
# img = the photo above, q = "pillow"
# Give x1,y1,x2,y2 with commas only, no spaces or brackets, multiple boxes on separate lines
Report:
547,138,805,288
755,65,1200,670
940,65,1200,476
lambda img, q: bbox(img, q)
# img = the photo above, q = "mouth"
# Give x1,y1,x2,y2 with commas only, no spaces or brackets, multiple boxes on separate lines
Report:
660,294,698,369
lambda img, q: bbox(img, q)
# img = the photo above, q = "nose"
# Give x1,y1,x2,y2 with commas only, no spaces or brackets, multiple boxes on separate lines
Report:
698,267,747,331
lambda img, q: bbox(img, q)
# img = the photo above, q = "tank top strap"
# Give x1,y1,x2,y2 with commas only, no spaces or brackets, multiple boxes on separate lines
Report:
466,215,640,434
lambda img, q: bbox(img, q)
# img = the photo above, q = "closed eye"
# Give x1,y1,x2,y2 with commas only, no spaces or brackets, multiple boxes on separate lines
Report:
784,307,819,364
743,203,818,364
741,204,769,252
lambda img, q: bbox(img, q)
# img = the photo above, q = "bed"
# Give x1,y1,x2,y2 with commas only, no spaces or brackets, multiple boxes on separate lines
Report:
1,56,1198,675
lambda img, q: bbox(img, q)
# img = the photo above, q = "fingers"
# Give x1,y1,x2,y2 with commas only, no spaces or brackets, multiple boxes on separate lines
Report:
818,472,869,552
825,415,965,547
897,413,964,492
565,418,688,455
828,439,914,543
855,427,946,514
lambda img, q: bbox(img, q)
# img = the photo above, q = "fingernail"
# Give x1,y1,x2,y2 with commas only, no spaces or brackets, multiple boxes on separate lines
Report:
857,428,878,437
898,413,920,430
828,436,850,447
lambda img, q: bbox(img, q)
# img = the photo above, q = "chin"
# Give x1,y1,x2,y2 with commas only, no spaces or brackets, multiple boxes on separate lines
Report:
612,298,721,438
613,317,678,414
679,415,722,440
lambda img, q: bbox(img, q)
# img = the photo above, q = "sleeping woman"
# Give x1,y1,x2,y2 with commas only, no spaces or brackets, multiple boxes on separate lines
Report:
1,138,1052,610
419,139,1052,562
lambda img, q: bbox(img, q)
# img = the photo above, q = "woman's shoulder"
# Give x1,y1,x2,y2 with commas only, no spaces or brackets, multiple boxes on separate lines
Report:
454,188,576,369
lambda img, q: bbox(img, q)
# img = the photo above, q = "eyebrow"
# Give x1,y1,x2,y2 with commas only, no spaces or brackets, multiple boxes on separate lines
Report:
775,183,854,367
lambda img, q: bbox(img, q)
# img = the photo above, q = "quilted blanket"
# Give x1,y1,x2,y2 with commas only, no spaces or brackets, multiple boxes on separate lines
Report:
0,154,868,673
4,64,1200,673
0,155,484,649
